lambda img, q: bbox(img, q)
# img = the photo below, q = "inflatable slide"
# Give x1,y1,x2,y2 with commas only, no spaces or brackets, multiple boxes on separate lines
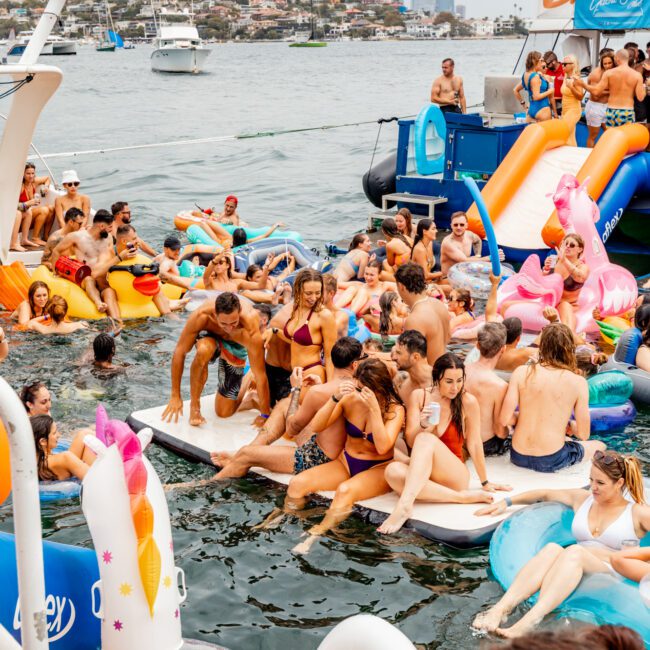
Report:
466,121,650,261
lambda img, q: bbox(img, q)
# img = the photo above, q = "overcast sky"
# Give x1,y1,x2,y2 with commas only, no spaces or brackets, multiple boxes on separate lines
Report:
461,0,537,19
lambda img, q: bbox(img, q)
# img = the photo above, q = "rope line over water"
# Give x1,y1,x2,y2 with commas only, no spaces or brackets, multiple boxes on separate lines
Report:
31,103,483,161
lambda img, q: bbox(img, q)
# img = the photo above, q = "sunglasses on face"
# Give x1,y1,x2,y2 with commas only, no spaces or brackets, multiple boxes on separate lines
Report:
357,353,369,362
121,211,132,216
64,182,80,187
565,242,578,248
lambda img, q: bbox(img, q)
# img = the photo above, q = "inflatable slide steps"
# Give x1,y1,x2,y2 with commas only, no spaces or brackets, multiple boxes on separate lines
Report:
127,396,591,548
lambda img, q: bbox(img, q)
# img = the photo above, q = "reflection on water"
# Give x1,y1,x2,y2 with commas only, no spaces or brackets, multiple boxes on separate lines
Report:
1,40,649,649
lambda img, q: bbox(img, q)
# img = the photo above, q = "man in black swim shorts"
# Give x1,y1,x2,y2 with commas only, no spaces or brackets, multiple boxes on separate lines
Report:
163,292,270,427
208,337,365,479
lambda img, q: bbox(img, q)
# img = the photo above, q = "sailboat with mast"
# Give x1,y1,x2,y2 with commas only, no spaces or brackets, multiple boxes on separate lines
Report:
289,0,326,47
96,1,116,51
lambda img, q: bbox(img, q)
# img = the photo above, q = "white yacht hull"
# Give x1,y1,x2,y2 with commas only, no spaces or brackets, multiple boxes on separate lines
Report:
151,46,210,73
50,41,76,55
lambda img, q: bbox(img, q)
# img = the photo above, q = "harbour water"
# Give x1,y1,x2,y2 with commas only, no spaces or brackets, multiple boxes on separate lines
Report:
0,39,649,649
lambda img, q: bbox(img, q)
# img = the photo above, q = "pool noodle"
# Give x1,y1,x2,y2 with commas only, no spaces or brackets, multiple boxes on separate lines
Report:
463,176,501,276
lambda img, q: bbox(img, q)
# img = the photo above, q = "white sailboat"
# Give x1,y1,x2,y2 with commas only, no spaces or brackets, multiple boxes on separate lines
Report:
150,3,211,74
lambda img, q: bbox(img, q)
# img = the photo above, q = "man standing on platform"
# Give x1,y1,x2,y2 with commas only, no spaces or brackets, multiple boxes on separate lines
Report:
430,58,466,114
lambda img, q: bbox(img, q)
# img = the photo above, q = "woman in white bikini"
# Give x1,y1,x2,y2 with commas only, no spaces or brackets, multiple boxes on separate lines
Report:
473,449,650,638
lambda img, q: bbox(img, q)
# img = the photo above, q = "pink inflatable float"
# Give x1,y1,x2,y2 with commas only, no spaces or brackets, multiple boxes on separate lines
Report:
498,174,638,333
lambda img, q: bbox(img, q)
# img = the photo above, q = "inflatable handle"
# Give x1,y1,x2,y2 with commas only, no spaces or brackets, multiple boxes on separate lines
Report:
175,566,187,604
91,579,104,619
136,426,153,450
463,176,501,276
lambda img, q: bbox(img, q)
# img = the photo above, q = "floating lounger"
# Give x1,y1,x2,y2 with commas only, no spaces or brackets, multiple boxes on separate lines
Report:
127,395,591,548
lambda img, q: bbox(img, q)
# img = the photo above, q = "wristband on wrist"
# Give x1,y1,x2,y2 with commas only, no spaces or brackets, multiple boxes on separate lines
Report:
332,394,341,403
259,414,269,419
505,497,513,507
290,386,300,393
272,327,279,335
481,480,489,487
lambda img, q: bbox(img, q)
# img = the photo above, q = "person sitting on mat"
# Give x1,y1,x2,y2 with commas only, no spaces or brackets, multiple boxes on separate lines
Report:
31,414,95,482
162,292,270,427
19,162,55,246
284,357,405,555
377,353,511,535
464,323,511,457
207,337,365,482
473,449,650,638
335,260,395,319
500,323,605,473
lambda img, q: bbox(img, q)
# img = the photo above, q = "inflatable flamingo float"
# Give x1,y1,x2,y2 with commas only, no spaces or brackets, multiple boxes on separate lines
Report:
498,174,638,333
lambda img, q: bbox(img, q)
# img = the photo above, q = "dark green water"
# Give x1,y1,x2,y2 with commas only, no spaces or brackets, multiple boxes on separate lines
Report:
0,316,648,649
1,38,649,648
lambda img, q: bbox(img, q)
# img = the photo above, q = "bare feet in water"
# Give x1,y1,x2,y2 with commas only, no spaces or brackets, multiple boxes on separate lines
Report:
292,533,319,555
472,605,508,633
377,504,412,535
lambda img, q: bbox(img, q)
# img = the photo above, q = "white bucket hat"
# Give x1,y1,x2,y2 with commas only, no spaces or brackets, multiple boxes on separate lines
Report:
61,169,80,185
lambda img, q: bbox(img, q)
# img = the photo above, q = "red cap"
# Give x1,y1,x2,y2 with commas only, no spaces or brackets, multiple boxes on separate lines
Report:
132,274,160,297
225,195,238,207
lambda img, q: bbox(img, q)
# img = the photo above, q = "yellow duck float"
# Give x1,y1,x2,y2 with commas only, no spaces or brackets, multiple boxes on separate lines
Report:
32,254,187,320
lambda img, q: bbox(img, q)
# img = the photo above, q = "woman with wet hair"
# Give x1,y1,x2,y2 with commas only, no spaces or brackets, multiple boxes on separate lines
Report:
378,353,509,535
21,381,51,416
284,357,405,554
381,217,412,280
410,218,442,284
26,295,88,335
474,449,649,638
12,280,50,326
31,415,95,482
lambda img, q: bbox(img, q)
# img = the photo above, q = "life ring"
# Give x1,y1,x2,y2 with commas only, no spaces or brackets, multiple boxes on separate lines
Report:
490,501,650,645
176,211,303,241
31,255,184,320
414,103,446,176
448,261,514,300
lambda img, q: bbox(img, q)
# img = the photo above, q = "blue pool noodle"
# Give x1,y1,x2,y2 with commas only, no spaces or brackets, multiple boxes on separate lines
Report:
463,176,501,276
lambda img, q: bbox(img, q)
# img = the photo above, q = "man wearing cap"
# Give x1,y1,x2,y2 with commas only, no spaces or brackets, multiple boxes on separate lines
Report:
156,235,196,290
54,170,91,230
111,201,158,257
51,209,127,323
192,195,245,227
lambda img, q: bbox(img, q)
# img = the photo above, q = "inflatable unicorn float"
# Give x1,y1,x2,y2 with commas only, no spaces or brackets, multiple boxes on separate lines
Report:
0,387,414,650
497,174,638,333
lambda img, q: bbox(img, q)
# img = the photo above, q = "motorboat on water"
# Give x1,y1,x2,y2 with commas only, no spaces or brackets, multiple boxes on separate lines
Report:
359,2,650,272
6,31,77,57
151,24,211,73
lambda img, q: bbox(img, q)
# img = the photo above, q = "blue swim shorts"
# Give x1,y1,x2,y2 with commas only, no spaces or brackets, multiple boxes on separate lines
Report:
510,440,585,473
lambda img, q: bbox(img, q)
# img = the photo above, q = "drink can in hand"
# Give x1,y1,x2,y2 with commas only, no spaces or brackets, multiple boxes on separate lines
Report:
427,402,441,426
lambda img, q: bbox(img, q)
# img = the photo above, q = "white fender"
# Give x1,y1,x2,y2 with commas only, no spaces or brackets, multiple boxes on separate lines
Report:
318,615,415,650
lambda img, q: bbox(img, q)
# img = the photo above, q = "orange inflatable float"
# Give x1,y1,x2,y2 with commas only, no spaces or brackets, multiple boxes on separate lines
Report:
0,421,10,504
0,261,31,311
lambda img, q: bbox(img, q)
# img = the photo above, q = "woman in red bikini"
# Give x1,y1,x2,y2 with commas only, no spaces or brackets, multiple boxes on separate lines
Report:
20,163,55,245
271,268,336,383
285,358,405,554
378,352,511,535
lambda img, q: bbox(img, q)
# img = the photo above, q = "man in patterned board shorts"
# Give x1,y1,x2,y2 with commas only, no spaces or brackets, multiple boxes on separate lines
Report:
578,49,645,129
162,292,271,428
208,337,366,480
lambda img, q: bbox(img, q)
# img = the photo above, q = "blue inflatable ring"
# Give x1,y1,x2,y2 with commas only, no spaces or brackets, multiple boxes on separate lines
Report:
414,103,446,176
490,502,650,643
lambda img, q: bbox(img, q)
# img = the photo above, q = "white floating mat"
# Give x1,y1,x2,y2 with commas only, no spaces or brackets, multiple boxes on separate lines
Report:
128,395,591,547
